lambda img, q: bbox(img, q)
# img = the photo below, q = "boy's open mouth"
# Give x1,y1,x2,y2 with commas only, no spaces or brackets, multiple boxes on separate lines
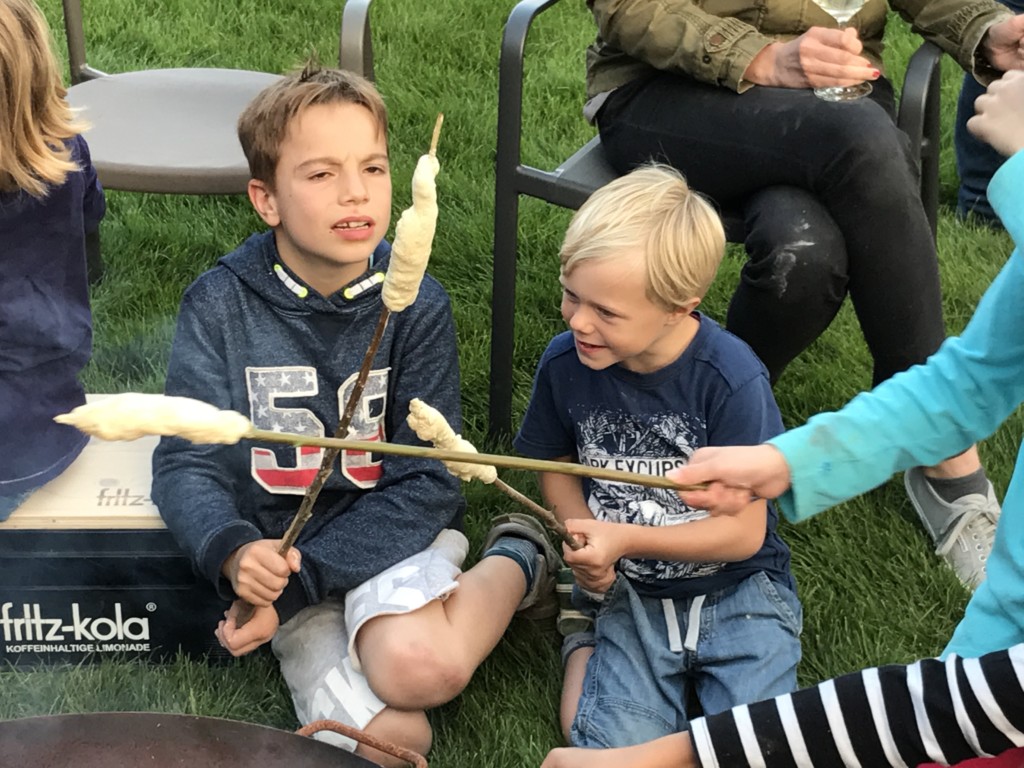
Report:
332,218,374,240
575,338,604,355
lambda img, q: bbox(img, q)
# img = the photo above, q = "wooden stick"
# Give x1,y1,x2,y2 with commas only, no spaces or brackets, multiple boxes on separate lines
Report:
407,396,579,548
234,310,391,628
493,478,582,550
277,308,390,552
429,114,443,156
247,428,705,492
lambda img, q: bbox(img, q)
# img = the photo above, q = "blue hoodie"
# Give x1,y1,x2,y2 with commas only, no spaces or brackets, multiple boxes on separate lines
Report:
152,231,465,624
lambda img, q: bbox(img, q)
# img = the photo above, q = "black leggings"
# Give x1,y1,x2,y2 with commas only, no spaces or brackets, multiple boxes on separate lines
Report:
598,73,945,385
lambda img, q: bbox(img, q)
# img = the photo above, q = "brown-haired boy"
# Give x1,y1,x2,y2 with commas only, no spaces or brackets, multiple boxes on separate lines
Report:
152,66,560,765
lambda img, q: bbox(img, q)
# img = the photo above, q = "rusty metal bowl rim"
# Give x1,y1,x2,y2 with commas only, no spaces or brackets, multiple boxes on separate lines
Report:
0,711,427,768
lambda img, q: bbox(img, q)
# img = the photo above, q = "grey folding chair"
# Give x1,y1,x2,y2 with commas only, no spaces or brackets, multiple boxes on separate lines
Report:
63,0,375,277
488,0,943,438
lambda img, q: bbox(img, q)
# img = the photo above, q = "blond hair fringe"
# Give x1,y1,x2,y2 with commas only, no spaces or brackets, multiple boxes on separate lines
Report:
560,164,726,311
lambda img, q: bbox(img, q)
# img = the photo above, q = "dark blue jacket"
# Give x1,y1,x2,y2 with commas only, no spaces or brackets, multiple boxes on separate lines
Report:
0,135,105,495
152,231,465,623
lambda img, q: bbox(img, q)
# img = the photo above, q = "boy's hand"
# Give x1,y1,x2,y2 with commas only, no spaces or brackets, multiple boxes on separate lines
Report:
221,539,301,606
668,445,791,515
968,69,1024,157
571,564,617,594
215,600,279,657
744,27,878,89
563,518,620,593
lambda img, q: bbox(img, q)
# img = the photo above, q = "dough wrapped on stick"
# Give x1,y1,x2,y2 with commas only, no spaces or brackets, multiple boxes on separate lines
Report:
406,397,497,483
381,115,443,312
407,398,581,550
54,393,251,443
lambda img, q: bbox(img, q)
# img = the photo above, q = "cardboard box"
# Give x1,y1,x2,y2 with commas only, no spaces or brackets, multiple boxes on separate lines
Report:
0,398,230,666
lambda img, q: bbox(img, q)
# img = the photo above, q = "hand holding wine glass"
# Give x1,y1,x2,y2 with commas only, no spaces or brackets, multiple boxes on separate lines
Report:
810,0,873,100
742,27,878,90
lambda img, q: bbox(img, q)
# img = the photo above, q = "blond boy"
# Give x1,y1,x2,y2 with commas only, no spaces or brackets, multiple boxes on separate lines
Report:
152,66,560,765
514,165,801,747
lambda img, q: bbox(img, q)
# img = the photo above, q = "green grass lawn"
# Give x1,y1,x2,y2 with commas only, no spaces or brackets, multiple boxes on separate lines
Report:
7,0,1020,765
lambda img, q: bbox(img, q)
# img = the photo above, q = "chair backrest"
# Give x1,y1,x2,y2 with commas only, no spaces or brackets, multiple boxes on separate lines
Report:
58,0,376,195
62,0,375,84
340,0,374,82
487,0,943,439
61,0,98,83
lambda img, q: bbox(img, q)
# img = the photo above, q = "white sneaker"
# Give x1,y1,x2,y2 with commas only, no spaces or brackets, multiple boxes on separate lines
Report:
904,466,1000,589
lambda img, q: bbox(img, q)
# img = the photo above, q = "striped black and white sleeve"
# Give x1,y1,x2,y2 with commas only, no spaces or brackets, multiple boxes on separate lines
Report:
688,644,1024,767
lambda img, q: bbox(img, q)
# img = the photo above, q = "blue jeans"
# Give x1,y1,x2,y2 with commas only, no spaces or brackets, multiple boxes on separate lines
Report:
955,0,1024,223
569,572,802,748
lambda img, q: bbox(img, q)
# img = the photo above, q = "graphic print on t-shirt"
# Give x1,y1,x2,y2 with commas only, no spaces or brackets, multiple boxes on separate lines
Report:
578,406,725,583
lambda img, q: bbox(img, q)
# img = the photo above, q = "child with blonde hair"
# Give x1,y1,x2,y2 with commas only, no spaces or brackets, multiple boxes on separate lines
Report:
515,164,800,748
0,0,106,519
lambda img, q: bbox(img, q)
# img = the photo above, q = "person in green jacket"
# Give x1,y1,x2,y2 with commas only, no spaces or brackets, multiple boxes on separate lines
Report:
583,0,1024,587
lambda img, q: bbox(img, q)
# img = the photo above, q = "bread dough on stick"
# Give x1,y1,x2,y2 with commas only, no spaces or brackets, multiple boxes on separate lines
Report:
406,398,497,484
381,118,442,312
54,393,252,444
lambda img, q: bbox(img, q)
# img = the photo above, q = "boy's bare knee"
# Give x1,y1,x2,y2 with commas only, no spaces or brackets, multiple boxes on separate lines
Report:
365,635,472,709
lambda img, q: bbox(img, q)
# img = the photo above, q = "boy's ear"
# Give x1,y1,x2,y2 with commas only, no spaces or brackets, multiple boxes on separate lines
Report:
668,296,701,322
248,179,281,228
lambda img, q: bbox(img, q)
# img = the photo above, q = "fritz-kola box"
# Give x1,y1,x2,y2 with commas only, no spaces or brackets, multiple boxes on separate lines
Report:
0,397,229,666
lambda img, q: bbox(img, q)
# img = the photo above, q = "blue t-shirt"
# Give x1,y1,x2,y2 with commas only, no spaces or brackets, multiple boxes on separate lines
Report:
515,314,794,599
0,134,106,494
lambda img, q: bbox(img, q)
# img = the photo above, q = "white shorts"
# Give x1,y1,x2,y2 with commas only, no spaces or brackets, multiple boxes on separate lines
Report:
271,529,468,750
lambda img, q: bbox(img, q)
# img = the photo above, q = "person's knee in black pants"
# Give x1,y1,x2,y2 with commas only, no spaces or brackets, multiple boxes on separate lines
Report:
726,186,848,383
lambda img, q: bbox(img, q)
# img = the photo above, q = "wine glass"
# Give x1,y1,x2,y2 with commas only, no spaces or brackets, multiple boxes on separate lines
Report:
810,0,872,102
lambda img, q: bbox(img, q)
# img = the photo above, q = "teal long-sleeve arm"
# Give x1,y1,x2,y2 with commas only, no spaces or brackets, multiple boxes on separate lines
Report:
769,150,1024,531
